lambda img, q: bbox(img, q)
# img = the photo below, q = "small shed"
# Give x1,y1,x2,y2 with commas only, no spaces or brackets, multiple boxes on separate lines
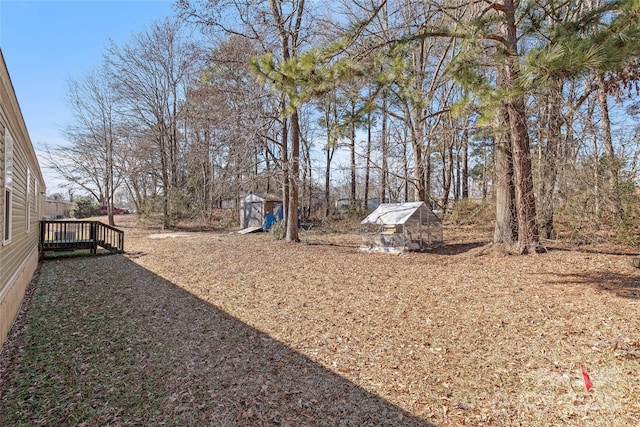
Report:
360,202,443,253
240,193,283,230
45,200,73,219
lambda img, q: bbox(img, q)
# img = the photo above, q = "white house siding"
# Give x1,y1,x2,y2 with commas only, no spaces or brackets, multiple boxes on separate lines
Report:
0,49,46,348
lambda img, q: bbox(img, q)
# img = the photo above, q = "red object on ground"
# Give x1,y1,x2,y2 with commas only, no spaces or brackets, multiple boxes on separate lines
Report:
580,364,593,392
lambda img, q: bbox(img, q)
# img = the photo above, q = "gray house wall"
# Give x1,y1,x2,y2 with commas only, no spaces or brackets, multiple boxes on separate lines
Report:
0,49,46,348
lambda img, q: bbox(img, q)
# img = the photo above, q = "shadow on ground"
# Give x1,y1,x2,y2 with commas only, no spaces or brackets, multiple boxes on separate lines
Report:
0,255,433,426
550,270,640,299
430,241,487,256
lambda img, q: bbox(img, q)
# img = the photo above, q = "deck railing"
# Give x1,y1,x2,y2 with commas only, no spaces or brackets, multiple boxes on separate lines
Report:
39,220,124,258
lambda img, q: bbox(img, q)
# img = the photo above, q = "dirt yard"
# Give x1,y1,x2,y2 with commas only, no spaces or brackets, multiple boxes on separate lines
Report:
1,216,639,426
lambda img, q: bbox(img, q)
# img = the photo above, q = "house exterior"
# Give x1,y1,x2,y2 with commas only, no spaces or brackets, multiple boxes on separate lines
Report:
0,49,46,348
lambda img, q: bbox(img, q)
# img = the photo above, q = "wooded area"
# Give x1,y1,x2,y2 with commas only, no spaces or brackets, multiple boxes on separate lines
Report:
46,0,640,252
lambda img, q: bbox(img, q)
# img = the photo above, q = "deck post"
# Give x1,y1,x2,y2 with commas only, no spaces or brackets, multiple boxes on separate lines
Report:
90,222,97,254
39,221,45,260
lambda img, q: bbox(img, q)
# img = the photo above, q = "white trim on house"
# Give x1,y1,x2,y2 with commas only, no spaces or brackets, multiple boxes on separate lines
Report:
4,128,12,187
3,128,13,244
3,186,11,245
26,166,31,233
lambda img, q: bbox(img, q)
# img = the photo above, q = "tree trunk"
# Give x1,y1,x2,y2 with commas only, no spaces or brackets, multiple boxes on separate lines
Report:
538,78,562,239
106,120,116,227
455,137,460,201
270,0,304,241
302,130,312,219
380,90,389,203
412,135,427,202
442,133,454,209
406,103,427,202
159,132,171,230
462,126,469,199
508,96,540,253
325,145,332,217
482,147,488,200
286,108,300,242
281,113,289,236
350,100,357,203
493,93,517,244
403,130,409,202
597,72,622,219
364,106,372,207
324,100,336,217
499,0,539,254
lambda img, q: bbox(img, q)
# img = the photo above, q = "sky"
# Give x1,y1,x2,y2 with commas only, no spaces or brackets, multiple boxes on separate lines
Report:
0,0,175,193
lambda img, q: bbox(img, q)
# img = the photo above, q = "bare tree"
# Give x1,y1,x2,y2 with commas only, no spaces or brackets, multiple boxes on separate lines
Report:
184,35,277,219
52,67,122,225
104,17,200,228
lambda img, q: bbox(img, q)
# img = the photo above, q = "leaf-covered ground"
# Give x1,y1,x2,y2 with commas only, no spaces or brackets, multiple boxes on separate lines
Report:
1,218,639,426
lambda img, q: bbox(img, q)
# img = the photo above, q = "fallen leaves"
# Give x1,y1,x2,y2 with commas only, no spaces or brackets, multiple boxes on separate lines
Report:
1,218,639,426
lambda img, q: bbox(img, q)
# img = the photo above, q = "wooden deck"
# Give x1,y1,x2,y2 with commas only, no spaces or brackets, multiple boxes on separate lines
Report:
40,220,124,258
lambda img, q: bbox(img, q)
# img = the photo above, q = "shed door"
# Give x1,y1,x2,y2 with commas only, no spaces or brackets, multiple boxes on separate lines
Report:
245,202,263,228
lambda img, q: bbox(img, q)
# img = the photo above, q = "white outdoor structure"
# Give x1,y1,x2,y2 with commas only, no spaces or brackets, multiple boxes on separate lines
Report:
360,202,443,253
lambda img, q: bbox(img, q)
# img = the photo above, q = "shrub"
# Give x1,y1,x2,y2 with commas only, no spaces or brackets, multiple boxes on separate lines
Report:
71,197,98,218
447,199,493,225
269,221,284,240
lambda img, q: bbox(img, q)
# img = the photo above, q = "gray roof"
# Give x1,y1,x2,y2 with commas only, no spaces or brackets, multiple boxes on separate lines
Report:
242,193,283,203
360,202,440,225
